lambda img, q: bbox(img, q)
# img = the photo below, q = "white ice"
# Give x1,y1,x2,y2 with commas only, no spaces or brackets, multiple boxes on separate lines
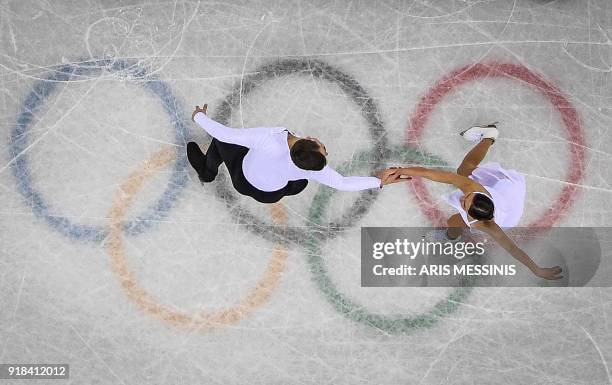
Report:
1,0,612,384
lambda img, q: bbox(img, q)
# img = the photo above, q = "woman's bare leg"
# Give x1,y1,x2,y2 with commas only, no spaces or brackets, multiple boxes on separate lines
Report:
456,138,494,177
446,213,467,240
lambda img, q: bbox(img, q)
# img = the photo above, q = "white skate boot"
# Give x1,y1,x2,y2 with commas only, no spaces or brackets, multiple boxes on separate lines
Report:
459,122,499,143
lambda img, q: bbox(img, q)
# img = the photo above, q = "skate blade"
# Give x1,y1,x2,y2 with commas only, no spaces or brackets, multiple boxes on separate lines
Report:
459,121,499,136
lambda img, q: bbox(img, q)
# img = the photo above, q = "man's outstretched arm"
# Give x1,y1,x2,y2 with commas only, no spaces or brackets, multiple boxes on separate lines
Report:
191,104,268,148
307,166,406,191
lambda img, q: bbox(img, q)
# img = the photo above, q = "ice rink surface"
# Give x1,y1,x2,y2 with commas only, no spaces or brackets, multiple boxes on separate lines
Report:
1,0,612,383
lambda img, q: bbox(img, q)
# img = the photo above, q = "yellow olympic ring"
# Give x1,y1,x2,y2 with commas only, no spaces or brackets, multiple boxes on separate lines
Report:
106,148,288,330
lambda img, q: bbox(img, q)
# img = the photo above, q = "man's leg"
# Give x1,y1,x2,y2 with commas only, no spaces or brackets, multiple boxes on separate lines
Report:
282,179,308,197
244,180,309,204
210,140,248,178
187,142,206,177
200,139,224,181
187,140,225,182
213,143,282,203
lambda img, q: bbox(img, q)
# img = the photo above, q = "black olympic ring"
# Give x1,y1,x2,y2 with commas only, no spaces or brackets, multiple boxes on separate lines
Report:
209,58,390,246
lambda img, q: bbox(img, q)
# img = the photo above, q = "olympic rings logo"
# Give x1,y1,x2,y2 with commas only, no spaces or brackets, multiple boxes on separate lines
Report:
107,148,289,330
9,58,586,333
407,62,586,230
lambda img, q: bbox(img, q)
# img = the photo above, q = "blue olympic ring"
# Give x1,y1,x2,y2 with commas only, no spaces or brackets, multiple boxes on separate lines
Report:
9,58,189,242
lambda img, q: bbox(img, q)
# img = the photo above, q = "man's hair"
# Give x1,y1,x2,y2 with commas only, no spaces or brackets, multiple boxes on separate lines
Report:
468,193,495,221
290,139,326,171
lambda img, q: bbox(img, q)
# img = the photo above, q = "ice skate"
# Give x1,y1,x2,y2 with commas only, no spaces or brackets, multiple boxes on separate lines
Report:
459,122,499,143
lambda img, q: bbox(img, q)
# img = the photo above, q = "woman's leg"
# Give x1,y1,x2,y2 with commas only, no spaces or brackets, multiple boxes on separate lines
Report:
456,138,494,177
446,213,467,240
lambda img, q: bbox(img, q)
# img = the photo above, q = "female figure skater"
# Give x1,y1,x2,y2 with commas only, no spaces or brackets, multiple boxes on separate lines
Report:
386,124,563,281
187,104,400,204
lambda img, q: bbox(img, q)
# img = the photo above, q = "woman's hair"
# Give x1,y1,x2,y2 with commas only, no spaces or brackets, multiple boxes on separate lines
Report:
468,193,495,221
290,139,326,171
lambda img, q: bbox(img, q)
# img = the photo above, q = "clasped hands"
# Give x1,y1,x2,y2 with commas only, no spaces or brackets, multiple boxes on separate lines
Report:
376,167,412,187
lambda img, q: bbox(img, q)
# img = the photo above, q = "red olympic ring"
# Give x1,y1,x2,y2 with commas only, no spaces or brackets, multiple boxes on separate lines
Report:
406,62,586,230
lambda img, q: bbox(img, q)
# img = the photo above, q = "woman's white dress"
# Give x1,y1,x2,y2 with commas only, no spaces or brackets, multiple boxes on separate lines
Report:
444,162,526,228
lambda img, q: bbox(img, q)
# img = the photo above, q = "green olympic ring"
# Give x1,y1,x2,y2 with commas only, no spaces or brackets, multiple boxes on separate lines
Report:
305,144,475,333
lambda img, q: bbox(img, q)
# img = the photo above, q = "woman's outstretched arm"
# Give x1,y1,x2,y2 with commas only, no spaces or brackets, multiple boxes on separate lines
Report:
390,166,478,193
474,220,563,280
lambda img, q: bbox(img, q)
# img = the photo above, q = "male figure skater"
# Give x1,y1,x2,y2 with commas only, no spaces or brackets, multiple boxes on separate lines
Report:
187,104,400,203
